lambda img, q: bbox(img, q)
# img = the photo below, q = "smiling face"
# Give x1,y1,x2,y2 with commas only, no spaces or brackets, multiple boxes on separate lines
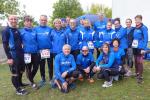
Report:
24,16,33,28
69,19,76,30
106,22,112,30
63,45,71,55
40,15,47,26
113,40,119,48
135,17,142,26
102,44,109,54
82,46,89,56
126,19,132,28
8,15,18,28
114,20,120,28
54,20,62,30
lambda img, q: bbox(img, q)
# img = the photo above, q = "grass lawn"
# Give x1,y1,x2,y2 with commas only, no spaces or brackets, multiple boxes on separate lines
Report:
0,61,150,100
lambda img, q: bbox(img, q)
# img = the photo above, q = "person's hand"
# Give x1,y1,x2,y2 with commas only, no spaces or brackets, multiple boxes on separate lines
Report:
84,67,90,73
7,59,13,65
96,67,101,72
141,50,146,54
61,71,68,78
62,82,68,90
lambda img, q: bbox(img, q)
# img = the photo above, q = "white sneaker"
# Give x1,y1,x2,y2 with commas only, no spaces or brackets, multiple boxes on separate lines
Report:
102,81,112,88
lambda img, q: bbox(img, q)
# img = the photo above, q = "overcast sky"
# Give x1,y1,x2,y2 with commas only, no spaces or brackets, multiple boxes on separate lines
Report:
17,0,112,20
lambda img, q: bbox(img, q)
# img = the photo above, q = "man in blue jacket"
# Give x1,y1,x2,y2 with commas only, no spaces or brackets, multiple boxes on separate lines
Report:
65,19,80,60
52,44,78,93
2,15,28,95
20,15,39,89
76,46,95,83
35,15,52,87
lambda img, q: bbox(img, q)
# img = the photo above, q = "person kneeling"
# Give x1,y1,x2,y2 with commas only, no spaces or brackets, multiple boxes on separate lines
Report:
76,46,95,83
52,44,78,93
93,43,120,88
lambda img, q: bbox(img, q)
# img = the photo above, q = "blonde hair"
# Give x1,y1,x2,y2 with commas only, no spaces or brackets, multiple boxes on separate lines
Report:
53,18,61,25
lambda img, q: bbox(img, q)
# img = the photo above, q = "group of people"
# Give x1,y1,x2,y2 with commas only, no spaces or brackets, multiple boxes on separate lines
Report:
1,13,148,95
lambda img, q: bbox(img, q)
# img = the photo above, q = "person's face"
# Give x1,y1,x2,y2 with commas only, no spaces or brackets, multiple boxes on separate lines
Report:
82,48,89,56
114,21,120,28
66,17,70,24
24,19,32,28
106,22,112,30
102,45,109,54
126,20,132,28
69,21,76,30
135,18,142,26
8,15,18,28
40,16,47,26
80,19,84,25
54,21,61,30
63,47,71,55
84,21,90,27
113,40,119,48
99,15,104,21
61,21,67,27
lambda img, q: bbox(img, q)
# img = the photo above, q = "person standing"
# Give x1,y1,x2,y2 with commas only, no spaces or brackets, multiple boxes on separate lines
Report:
132,15,148,84
35,15,52,87
20,15,39,89
2,15,28,95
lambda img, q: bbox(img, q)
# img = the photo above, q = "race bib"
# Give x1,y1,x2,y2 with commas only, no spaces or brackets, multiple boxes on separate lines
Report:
132,40,138,48
24,53,31,64
40,49,50,59
88,41,94,49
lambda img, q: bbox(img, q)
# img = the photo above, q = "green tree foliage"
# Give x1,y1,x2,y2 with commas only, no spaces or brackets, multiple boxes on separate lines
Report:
0,0,20,16
89,4,112,18
52,0,83,19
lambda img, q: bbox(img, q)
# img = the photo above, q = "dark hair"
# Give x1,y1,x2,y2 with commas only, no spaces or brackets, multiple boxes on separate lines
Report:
23,15,32,22
114,18,120,24
112,38,120,47
126,18,132,23
135,15,142,20
102,43,111,53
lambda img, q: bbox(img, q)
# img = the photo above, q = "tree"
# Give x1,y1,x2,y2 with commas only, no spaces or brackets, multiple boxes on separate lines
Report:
88,4,112,18
0,0,20,16
52,0,83,19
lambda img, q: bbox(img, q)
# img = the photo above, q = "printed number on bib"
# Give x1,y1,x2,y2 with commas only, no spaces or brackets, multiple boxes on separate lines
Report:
40,49,50,59
88,41,94,49
132,40,138,48
24,53,31,64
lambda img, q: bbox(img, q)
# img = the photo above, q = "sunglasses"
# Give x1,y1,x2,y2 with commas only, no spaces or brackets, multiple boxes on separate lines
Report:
82,50,88,52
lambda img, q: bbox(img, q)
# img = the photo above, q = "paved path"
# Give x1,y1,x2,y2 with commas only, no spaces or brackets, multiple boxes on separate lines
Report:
0,44,7,64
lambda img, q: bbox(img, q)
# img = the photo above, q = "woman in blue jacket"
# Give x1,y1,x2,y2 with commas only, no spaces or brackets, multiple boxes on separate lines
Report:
132,15,148,84
93,43,120,88
76,46,95,83
79,19,95,53
101,21,116,45
52,44,78,93
20,16,39,89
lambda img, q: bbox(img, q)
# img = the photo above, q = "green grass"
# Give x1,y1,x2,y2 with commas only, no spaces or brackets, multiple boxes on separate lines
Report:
0,61,150,100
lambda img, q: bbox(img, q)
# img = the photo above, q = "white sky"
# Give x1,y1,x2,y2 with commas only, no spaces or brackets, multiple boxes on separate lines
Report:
17,0,112,20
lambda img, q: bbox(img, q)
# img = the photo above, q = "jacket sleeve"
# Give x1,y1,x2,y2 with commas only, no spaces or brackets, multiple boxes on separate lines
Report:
67,55,76,73
2,28,12,59
118,28,127,40
142,26,148,49
99,52,115,68
96,53,103,66
54,55,66,83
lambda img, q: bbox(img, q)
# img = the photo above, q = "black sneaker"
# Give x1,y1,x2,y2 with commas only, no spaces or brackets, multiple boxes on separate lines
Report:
137,77,144,84
20,83,30,87
16,89,28,95
31,83,39,90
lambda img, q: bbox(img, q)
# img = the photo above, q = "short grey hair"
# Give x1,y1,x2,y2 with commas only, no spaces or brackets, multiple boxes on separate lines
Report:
62,44,71,51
